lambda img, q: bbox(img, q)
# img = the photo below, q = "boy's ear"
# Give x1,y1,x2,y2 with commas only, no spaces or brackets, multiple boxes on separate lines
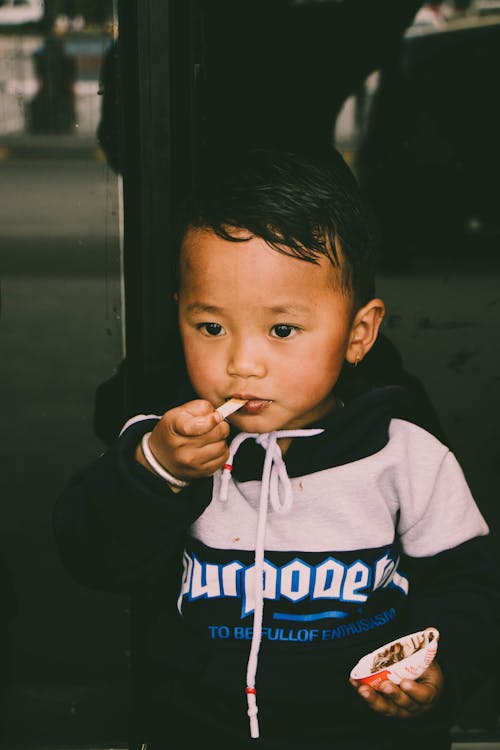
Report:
346,298,385,366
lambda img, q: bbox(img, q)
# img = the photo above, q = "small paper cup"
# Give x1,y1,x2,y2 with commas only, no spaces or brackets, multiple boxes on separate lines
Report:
350,627,439,688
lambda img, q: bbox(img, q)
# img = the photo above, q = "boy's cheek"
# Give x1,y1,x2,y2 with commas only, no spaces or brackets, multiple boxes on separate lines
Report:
184,354,220,401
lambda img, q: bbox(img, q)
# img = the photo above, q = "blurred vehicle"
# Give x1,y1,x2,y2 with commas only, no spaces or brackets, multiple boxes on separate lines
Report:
0,0,44,25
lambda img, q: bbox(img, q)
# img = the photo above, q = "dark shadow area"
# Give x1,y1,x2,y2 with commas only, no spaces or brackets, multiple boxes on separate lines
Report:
0,1,127,746
199,0,423,153
0,552,16,740
356,16,500,270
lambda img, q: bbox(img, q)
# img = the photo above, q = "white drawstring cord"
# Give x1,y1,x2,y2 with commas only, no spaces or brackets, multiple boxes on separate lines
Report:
220,431,258,502
245,431,276,738
219,428,323,738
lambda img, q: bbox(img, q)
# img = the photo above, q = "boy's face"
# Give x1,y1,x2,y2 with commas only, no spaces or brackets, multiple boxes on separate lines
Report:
177,227,367,433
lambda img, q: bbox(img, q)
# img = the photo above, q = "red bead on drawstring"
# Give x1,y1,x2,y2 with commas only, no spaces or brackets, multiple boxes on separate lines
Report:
246,687,256,695
223,463,233,472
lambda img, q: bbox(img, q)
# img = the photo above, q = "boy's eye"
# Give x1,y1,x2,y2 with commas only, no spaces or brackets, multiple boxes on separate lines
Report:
271,324,296,339
198,322,225,336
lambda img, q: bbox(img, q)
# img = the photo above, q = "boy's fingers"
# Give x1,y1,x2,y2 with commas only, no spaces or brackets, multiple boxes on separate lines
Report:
359,687,411,718
357,684,394,715
171,441,230,478
353,662,444,717
398,680,439,706
378,681,422,713
197,446,231,476
180,399,217,417
177,438,229,468
357,676,441,719
174,403,223,436
400,662,444,704
180,414,228,441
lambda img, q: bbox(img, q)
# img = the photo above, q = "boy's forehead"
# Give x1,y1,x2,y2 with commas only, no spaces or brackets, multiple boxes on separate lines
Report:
179,228,352,304
181,225,248,257
180,225,345,281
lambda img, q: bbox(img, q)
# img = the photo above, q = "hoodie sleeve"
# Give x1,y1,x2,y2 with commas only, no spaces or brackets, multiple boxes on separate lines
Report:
402,535,500,715
393,429,500,713
53,418,213,593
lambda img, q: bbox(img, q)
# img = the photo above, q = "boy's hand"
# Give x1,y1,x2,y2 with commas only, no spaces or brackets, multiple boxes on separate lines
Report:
350,661,444,718
136,400,230,482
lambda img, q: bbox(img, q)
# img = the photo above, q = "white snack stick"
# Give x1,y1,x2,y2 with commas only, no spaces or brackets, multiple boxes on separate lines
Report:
216,398,248,419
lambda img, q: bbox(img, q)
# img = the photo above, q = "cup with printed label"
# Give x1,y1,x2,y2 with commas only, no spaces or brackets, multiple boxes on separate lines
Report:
350,627,439,688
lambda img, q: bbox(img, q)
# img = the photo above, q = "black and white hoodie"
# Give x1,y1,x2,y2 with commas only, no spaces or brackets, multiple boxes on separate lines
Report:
53,385,498,750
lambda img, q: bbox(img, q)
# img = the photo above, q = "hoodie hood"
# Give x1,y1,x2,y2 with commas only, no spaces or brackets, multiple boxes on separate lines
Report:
229,385,408,483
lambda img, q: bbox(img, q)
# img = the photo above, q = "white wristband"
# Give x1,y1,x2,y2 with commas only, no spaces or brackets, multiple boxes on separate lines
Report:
140,432,190,488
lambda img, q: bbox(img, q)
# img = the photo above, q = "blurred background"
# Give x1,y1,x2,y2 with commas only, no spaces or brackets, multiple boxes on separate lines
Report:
0,0,499,747
0,1,126,746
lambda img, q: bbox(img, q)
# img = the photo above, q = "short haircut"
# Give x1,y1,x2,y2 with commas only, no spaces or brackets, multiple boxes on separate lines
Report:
178,148,376,308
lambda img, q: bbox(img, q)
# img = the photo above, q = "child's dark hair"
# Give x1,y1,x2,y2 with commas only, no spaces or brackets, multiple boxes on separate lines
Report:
178,147,376,309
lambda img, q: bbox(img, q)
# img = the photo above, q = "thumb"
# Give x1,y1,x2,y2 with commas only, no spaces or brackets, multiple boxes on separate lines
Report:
174,400,222,436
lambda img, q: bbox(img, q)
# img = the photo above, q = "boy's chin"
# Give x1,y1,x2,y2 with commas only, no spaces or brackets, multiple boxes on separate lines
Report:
230,413,301,434
229,414,278,433
229,417,272,432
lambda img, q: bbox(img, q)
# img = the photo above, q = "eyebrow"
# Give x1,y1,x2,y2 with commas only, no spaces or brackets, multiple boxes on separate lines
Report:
185,302,311,315
185,303,225,315
265,304,311,315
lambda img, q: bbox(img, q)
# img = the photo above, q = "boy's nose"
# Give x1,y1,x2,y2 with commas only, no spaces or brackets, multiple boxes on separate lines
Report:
227,338,267,379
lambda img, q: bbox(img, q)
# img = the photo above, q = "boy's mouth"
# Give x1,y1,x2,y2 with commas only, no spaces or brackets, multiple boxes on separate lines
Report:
230,395,273,414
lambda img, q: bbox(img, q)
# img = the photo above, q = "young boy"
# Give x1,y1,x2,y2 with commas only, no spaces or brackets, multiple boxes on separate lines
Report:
54,148,497,750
